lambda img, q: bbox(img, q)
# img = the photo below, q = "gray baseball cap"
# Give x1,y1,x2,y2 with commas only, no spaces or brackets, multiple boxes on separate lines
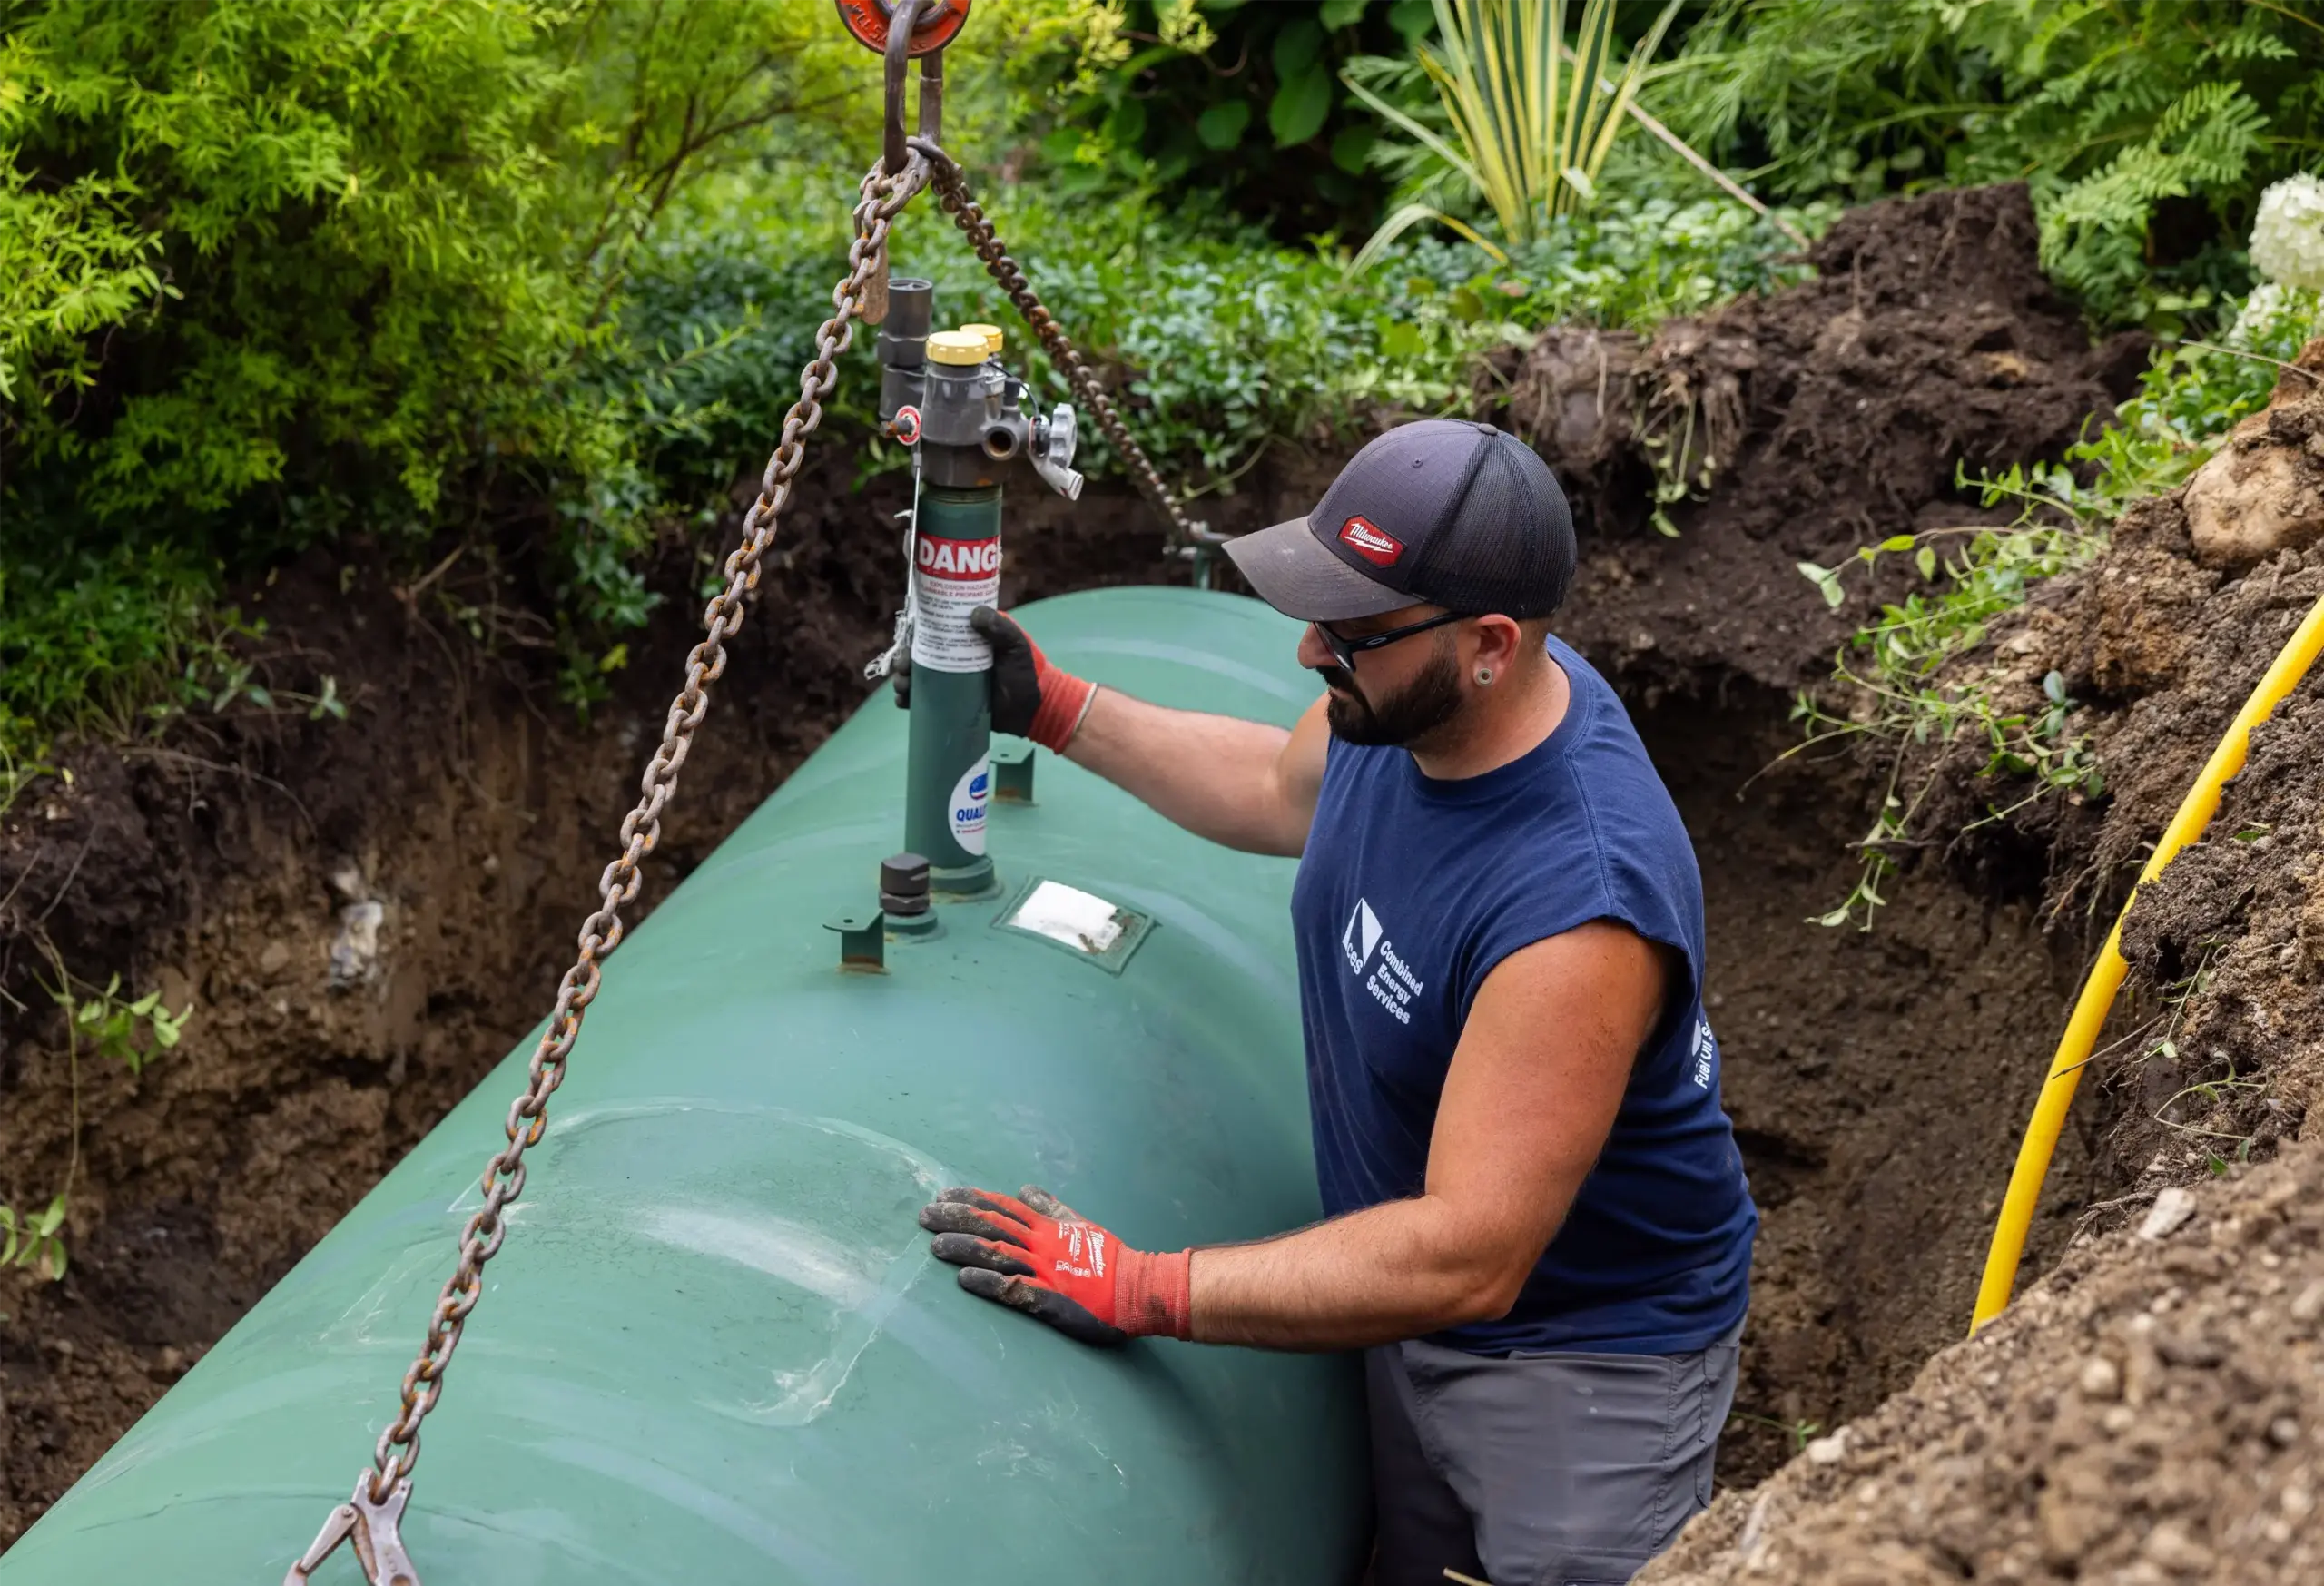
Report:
1224,419,1576,622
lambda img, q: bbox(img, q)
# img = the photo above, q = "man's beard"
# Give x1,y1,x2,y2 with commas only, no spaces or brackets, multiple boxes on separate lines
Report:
1320,636,1467,747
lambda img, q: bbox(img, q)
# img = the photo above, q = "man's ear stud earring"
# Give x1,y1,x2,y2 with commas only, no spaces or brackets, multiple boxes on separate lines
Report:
1475,667,1494,685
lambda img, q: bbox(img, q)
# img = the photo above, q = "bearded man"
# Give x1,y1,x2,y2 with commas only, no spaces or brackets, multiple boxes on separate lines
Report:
916,419,1757,1586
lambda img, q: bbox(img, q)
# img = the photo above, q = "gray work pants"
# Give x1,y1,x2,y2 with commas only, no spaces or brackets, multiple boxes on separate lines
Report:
1364,1320,1743,1586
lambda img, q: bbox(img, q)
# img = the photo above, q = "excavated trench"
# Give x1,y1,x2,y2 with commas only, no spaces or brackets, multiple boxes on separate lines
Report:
0,514,2114,1535
1637,689,2097,1483
0,182,2138,1540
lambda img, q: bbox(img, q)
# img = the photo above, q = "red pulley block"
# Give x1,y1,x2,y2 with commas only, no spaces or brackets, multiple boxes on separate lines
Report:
835,0,971,56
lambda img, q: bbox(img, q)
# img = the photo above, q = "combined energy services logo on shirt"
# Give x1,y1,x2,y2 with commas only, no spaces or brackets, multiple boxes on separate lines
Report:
1343,898,1423,1026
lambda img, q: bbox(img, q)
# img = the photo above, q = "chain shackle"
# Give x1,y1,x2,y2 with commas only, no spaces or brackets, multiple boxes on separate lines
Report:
834,0,966,173
290,152,927,1586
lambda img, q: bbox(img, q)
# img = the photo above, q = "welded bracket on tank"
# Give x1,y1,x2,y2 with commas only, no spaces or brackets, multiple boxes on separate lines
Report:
824,909,888,971
284,1473,419,1586
990,740,1035,803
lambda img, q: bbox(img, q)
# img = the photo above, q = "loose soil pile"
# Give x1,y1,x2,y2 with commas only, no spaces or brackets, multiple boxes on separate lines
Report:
0,180,2250,1559
1481,182,2148,694
1856,340,2324,1204
1643,1142,2324,1585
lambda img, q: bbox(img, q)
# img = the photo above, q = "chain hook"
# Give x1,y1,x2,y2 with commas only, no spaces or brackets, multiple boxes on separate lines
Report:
833,1,967,178
285,1474,419,1586
882,0,923,178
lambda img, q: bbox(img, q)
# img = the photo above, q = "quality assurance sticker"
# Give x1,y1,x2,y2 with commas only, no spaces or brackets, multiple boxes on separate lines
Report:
950,758,990,856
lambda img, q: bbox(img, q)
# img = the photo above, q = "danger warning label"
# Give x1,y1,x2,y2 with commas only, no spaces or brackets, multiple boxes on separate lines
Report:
911,532,1003,673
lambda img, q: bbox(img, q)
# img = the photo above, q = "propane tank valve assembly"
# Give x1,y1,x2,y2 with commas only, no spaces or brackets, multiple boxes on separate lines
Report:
879,282,1082,497
870,278,1083,921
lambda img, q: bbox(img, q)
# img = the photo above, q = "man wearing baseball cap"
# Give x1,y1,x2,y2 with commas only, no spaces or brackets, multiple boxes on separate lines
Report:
916,419,1756,1584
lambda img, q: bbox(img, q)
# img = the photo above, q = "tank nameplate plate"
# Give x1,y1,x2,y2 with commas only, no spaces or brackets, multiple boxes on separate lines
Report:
995,878,1151,974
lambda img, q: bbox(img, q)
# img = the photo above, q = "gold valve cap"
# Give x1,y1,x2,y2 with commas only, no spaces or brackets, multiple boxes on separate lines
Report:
928,330,990,366
960,322,1005,356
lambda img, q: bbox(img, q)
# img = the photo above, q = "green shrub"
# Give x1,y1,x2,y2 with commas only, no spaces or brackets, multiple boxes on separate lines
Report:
0,0,1813,763
1003,0,1437,237
625,154,1825,499
1657,0,2324,326
0,0,963,735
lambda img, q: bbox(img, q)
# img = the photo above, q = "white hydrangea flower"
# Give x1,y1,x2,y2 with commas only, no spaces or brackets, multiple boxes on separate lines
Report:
2229,281,2294,344
2250,173,2324,290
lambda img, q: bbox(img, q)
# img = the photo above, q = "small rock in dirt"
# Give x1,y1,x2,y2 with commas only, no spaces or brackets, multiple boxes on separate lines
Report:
2078,1356,2122,1401
1806,1427,1850,1465
257,940,291,976
2290,1280,2324,1325
2184,407,2324,567
2270,1415,2301,1447
328,859,369,902
329,900,386,989
2139,1186,2198,1241
2142,1521,2214,1576
2157,1332,2227,1368
1736,1491,1774,1562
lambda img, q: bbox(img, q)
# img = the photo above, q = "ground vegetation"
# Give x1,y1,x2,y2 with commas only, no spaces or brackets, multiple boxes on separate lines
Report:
1657,0,2324,329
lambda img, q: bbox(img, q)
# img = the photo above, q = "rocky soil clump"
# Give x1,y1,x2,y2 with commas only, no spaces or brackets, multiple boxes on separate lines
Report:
1644,1139,2324,1586
1880,340,2324,1194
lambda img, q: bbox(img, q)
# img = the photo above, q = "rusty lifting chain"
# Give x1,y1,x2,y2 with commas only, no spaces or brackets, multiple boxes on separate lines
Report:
285,151,927,1586
288,13,1218,1582
911,136,1231,570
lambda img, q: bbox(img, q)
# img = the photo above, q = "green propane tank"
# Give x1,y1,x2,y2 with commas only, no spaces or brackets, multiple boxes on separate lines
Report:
0,586,1366,1585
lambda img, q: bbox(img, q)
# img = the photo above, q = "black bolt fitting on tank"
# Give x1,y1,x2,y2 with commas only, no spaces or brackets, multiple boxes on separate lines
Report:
880,852,936,925
872,282,1084,926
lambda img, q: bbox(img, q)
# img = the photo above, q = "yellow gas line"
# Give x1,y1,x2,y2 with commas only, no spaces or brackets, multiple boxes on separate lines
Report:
1972,586,2324,1334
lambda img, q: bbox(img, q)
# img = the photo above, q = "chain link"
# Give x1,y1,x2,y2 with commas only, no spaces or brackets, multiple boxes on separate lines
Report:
911,138,1226,560
349,153,926,1522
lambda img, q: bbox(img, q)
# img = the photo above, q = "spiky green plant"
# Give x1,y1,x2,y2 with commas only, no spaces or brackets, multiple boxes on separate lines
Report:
1343,0,1684,270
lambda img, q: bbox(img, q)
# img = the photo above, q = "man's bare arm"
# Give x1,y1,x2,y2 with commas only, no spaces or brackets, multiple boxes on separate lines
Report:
1064,690,1329,857
1187,921,1664,1349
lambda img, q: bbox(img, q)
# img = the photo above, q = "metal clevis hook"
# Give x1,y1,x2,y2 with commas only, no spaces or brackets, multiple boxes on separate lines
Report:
284,1474,421,1586
835,0,971,176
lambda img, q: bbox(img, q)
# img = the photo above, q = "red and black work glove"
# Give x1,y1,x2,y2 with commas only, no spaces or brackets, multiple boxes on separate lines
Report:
896,609,1095,754
972,607,1096,751
919,1185,1191,1347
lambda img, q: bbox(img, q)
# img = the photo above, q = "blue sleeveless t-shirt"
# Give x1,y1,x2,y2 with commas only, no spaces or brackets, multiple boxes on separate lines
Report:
1289,635,1755,1355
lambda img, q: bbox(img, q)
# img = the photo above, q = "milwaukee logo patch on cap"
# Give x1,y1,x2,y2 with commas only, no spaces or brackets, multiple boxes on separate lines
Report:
1337,515,1403,566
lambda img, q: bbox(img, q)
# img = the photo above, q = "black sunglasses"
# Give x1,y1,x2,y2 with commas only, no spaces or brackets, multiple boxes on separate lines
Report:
1313,610,1466,672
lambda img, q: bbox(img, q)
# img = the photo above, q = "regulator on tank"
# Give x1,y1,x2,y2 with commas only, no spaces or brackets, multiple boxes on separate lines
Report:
876,279,1082,901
